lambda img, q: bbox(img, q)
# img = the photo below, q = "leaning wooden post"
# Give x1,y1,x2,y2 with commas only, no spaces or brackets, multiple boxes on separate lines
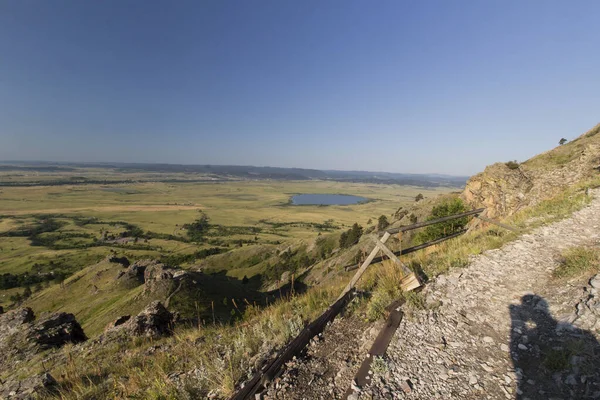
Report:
372,234,421,292
337,232,390,300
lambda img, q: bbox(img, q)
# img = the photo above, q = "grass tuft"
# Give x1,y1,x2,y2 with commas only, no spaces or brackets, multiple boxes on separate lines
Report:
553,246,599,279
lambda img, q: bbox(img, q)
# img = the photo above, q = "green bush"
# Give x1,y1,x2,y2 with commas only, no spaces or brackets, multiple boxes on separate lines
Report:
377,215,389,231
339,223,363,248
416,198,469,243
505,160,520,170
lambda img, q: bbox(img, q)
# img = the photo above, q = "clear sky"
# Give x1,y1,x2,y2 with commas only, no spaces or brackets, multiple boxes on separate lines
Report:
1,1,599,176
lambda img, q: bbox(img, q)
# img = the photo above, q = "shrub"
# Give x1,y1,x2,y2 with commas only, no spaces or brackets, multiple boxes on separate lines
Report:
416,198,469,242
505,160,520,170
339,223,363,249
377,215,389,231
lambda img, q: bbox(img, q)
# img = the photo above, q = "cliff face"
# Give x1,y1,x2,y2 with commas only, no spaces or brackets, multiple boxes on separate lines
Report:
463,124,600,218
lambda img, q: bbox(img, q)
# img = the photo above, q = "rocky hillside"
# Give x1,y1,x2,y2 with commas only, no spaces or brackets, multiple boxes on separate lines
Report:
463,123,600,218
21,256,265,336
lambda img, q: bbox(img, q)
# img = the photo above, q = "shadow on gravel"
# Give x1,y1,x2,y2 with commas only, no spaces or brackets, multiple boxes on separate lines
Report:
510,294,600,399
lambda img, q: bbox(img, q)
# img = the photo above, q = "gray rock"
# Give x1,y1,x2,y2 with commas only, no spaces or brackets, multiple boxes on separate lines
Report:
28,312,87,349
114,301,175,338
0,372,56,399
590,274,600,289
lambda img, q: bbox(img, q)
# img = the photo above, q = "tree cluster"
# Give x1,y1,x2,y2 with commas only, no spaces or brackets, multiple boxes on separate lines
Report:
339,223,363,249
183,214,210,242
0,271,62,290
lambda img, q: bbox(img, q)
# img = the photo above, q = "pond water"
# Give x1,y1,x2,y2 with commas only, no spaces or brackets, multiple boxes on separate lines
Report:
290,194,368,205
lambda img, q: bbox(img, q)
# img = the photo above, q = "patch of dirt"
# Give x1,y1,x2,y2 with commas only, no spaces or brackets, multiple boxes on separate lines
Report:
263,306,382,400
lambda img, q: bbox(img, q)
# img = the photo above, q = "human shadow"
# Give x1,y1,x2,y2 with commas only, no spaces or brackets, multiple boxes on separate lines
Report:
510,294,600,399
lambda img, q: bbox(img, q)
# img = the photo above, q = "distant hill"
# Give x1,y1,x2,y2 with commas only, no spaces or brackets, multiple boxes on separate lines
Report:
0,161,469,187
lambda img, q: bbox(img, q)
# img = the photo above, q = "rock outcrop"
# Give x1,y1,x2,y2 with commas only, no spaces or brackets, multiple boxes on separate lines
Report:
106,301,175,338
463,125,600,218
116,259,153,285
0,308,86,377
143,263,175,294
462,162,534,218
0,372,57,399
115,260,178,295
28,312,87,350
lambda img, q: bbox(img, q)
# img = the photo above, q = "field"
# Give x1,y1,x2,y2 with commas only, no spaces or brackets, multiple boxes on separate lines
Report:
0,166,458,314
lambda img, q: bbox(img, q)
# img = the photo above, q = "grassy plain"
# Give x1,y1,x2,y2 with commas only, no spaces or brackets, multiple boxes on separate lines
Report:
0,173,455,309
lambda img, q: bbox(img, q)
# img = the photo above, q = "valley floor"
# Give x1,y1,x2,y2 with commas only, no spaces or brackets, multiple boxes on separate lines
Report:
266,190,600,399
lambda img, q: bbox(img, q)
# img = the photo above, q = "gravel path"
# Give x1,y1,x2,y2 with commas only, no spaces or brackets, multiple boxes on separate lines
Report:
272,190,600,400
361,189,600,400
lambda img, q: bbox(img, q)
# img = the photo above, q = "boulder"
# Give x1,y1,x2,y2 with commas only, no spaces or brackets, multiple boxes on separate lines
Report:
0,372,56,399
28,312,87,349
0,307,35,336
120,301,175,338
0,309,86,376
143,263,175,294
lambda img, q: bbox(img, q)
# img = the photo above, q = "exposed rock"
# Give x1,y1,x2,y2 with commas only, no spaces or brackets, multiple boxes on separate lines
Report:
590,274,600,289
0,308,86,377
28,312,87,349
0,372,56,399
463,126,600,219
0,307,35,335
462,162,534,219
110,301,175,338
116,259,152,285
143,263,174,294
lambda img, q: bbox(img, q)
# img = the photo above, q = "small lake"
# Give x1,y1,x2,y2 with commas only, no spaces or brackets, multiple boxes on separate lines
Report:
290,194,368,206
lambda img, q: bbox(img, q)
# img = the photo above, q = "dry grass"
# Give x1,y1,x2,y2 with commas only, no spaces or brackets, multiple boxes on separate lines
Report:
42,281,345,399
553,246,600,279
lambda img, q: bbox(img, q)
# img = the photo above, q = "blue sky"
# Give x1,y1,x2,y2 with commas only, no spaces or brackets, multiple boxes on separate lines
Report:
1,1,599,176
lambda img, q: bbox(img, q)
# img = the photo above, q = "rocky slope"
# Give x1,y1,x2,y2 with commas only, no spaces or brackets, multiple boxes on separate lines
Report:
463,124,600,218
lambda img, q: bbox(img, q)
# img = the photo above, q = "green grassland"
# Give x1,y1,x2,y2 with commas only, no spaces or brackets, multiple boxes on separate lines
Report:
0,173,454,316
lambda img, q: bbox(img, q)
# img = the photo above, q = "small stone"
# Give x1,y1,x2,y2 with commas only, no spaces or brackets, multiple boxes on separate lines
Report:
439,373,449,381
400,379,412,393
590,274,600,289
483,336,494,344
469,375,478,385
500,343,509,352
566,374,577,386
518,344,528,350
481,363,493,373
